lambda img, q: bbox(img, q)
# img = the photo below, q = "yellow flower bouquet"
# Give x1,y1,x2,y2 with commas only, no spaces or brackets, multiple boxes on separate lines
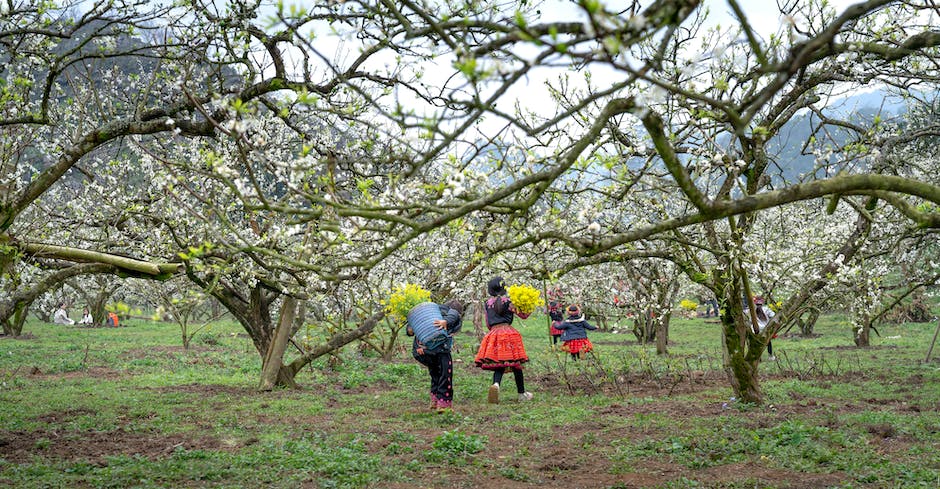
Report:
384,283,431,323
507,284,544,315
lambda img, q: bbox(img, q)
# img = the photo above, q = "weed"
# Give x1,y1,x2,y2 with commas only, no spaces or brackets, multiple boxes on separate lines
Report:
425,430,487,463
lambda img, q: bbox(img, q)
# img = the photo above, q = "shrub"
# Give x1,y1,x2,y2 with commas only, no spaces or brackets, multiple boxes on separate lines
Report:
384,284,431,323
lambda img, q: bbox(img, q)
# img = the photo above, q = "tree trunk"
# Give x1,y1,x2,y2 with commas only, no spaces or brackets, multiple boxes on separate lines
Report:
720,298,764,404
2,302,28,336
259,297,299,391
632,311,656,344
854,319,871,347
90,290,111,327
472,299,485,340
798,308,820,336
181,324,191,349
655,312,669,355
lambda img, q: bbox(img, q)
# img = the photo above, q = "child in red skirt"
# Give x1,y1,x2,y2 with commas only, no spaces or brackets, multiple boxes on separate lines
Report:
474,276,534,403
556,304,597,360
547,301,565,348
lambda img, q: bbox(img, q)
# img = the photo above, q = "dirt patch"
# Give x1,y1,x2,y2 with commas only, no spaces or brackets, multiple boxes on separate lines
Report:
818,344,898,351
0,333,37,340
531,369,724,399
18,366,125,381
0,428,226,465
150,383,258,396
121,345,216,361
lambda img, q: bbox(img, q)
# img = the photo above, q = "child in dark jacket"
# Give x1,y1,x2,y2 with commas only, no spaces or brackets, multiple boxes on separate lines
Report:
547,301,565,348
409,300,463,412
556,304,597,360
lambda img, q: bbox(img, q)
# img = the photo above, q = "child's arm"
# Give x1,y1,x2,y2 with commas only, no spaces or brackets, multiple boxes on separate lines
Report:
584,320,598,330
509,304,531,320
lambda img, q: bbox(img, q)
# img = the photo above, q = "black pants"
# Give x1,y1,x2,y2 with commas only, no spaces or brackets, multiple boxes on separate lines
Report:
493,367,525,394
551,335,561,345
415,351,453,401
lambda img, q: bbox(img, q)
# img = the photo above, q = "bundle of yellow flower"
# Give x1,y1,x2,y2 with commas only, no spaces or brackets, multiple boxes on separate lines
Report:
507,284,544,315
679,299,699,312
384,283,431,323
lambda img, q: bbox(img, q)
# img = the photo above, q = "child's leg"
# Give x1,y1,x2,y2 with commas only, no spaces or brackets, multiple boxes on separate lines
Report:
489,369,504,404
571,352,579,360
424,355,442,406
512,368,533,401
432,352,454,401
511,367,525,394
767,340,774,358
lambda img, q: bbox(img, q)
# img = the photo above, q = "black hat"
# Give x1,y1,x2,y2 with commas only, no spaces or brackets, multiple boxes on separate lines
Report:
487,276,506,296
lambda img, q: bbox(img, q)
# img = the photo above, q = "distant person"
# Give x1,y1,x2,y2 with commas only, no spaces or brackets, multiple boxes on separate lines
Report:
750,296,776,361
547,300,564,349
704,296,719,318
78,307,93,326
555,304,597,360
53,303,75,325
474,276,534,404
408,300,463,412
106,312,120,327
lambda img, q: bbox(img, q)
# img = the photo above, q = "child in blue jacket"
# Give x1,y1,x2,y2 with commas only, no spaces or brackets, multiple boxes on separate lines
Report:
556,304,597,360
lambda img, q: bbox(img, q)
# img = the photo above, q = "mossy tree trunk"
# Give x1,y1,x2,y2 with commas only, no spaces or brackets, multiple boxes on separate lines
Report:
718,295,766,404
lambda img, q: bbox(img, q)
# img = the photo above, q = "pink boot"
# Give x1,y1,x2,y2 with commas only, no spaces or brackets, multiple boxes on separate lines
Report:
436,398,452,412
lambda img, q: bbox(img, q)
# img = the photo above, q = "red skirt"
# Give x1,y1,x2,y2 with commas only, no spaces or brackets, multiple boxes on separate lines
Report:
562,338,593,354
549,320,564,336
475,324,529,370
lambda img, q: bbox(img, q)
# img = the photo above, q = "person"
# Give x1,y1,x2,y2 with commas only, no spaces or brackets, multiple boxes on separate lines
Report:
53,303,75,325
547,300,565,348
474,276,534,403
408,300,463,412
751,296,776,361
704,296,719,318
106,311,119,327
78,307,93,326
556,304,597,360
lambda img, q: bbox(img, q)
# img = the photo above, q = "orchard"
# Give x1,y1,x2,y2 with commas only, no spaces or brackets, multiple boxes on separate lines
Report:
1,0,939,486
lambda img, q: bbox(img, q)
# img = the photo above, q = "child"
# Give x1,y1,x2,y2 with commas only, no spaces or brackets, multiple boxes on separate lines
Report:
556,304,597,360
474,276,534,403
78,307,93,326
547,301,564,348
53,303,75,325
752,296,776,361
409,300,463,412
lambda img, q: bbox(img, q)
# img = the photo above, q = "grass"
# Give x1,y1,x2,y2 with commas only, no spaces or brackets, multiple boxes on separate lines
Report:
0,311,938,488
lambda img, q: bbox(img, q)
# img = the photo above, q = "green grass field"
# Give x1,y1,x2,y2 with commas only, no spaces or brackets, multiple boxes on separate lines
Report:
1,312,938,488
